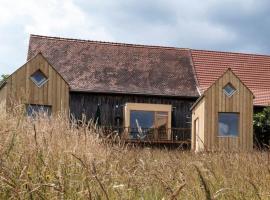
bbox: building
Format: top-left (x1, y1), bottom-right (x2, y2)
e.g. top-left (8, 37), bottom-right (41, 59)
top-left (191, 69), bottom-right (254, 151)
top-left (0, 34), bottom-right (270, 145)
top-left (0, 53), bottom-right (69, 114)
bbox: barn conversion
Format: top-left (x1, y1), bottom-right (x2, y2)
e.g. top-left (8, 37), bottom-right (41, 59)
top-left (0, 34), bottom-right (270, 147)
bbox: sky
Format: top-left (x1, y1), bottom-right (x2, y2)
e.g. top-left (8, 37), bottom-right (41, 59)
top-left (0, 0), bottom-right (270, 75)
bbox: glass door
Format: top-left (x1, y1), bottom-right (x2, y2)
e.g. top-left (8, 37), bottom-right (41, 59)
top-left (155, 112), bottom-right (169, 140)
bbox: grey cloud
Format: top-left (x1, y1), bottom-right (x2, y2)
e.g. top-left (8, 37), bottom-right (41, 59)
top-left (206, 0), bottom-right (270, 53)
top-left (1, 0), bottom-right (270, 75)
top-left (76, 0), bottom-right (270, 54)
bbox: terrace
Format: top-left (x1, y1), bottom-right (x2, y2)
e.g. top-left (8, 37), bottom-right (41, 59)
top-left (103, 127), bottom-right (191, 145)
top-left (101, 102), bottom-right (191, 145)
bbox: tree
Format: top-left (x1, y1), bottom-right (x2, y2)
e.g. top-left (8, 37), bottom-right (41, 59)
top-left (254, 106), bottom-right (270, 148)
top-left (0, 74), bottom-right (9, 85)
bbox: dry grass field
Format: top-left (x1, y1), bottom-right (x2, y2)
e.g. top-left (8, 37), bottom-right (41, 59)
top-left (0, 108), bottom-right (270, 199)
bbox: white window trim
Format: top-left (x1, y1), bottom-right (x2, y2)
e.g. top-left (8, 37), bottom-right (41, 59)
top-left (30, 70), bottom-right (49, 87)
top-left (223, 83), bottom-right (236, 97)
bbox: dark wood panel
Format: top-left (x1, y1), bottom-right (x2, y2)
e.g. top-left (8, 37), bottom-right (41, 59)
top-left (70, 92), bottom-right (196, 128)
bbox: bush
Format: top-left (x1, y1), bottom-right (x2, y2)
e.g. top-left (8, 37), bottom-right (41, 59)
top-left (254, 107), bottom-right (270, 148)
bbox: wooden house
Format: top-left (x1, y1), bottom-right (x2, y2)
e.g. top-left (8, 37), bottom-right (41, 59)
top-left (0, 53), bottom-right (69, 114)
top-left (191, 69), bottom-right (254, 151)
top-left (1, 34), bottom-right (270, 145)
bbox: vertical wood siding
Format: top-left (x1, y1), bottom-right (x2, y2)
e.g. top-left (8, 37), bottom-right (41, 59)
top-left (191, 99), bottom-right (205, 151)
top-left (203, 70), bottom-right (254, 151)
top-left (5, 54), bottom-right (69, 114)
top-left (70, 92), bottom-right (195, 129)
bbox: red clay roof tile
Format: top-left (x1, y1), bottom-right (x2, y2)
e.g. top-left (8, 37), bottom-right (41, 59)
top-left (27, 35), bottom-right (270, 106)
top-left (191, 49), bottom-right (270, 106)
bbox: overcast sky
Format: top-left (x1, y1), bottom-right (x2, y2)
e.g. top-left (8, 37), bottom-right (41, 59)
top-left (1, 0), bottom-right (270, 75)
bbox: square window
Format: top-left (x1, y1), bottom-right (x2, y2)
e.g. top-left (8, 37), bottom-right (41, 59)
top-left (223, 83), bottom-right (236, 97)
top-left (218, 113), bottom-right (239, 137)
top-left (30, 70), bottom-right (48, 87)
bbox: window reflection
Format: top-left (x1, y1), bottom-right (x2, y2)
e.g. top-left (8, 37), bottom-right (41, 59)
top-left (26, 104), bottom-right (52, 117)
top-left (130, 111), bottom-right (154, 139)
top-left (156, 112), bottom-right (168, 139)
top-left (218, 113), bottom-right (239, 136)
top-left (130, 110), bottom-right (169, 139)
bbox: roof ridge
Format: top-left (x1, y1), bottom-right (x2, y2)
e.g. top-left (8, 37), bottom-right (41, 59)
top-left (191, 48), bottom-right (270, 57)
top-left (30, 34), bottom-right (189, 51)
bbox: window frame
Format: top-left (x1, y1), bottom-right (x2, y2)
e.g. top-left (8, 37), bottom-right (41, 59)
top-left (129, 110), bottom-right (169, 129)
top-left (223, 83), bottom-right (236, 97)
top-left (26, 104), bottom-right (52, 117)
top-left (218, 112), bottom-right (240, 138)
top-left (124, 103), bottom-right (172, 140)
top-left (30, 69), bottom-right (49, 88)
top-left (130, 110), bottom-right (155, 129)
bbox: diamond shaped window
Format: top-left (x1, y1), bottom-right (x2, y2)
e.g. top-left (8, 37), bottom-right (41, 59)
top-left (223, 83), bottom-right (236, 97)
top-left (30, 70), bottom-right (48, 87)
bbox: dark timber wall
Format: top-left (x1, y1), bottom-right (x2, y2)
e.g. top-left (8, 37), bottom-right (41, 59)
top-left (70, 92), bottom-right (196, 128)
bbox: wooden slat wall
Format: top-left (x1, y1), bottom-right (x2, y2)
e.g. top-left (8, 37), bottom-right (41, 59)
top-left (191, 98), bottom-right (205, 151)
top-left (203, 69), bottom-right (253, 151)
top-left (70, 92), bottom-right (196, 129)
top-left (5, 54), bottom-right (69, 114)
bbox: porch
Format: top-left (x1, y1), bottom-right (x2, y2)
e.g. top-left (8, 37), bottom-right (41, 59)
top-left (103, 127), bottom-right (191, 145)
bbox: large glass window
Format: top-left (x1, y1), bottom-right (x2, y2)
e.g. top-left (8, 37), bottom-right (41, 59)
top-left (26, 104), bottom-right (52, 117)
top-left (129, 110), bottom-right (168, 139)
top-left (155, 112), bottom-right (168, 139)
top-left (218, 113), bottom-right (239, 137)
top-left (130, 111), bottom-right (154, 139)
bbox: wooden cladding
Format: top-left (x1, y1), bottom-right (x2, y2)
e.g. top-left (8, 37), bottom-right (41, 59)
top-left (124, 103), bottom-right (172, 140)
top-left (70, 92), bottom-right (195, 129)
top-left (5, 53), bottom-right (69, 114)
top-left (191, 99), bottom-right (205, 151)
top-left (191, 69), bottom-right (254, 151)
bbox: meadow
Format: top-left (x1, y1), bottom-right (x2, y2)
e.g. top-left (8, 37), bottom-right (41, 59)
top-left (0, 108), bottom-right (270, 199)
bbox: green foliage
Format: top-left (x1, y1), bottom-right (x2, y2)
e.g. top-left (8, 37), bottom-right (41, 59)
top-left (0, 74), bottom-right (9, 85)
top-left (254, 107), bottom-right (270, 148)
top-left (254, 107), bottom-right (270, 127)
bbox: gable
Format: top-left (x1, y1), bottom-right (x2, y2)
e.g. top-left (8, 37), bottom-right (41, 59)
top-left (204, 69), bottom-right (254, 100)
top-left (6, 53), bottom-right (69, 113)
top-left (27, 35), bottom-right (199, 97)
top-left (191, 49), bottom-right (270, 106)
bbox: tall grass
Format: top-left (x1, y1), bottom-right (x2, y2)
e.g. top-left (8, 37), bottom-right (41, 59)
top-left (0, 109), bottom-right (270, 199)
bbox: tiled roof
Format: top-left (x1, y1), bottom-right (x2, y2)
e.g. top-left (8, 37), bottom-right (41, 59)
top-left (27, 35), bottom-right (270, 106)
top-left (28, 35), bottom-right (199, 97)
top-left (191, 49), bottom-right (270, 106)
